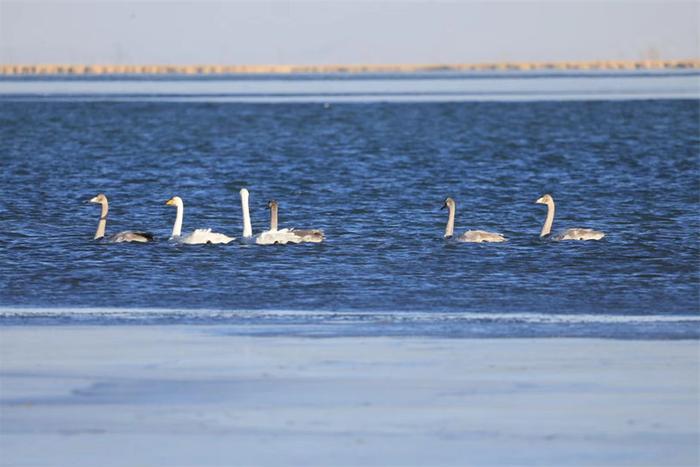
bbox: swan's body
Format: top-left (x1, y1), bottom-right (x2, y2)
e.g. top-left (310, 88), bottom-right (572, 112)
top-left (108, 231), bottom-right (154, 243)
top-left (179, 228), bottom-right (235, 245)
top-left (536, 194), bottom-right (605, 241)
top-left (256, 228), bottom-right (324, 245)
top-left (553, 228), bottom-right (605, 241)
top-left (256, 200), bottom-right (324, 245)
top-left (442, 197), bottom-right (507, 243)
top-left (89, 194), bottom-right (153, 243)
top-left (457, 230), bottom-right (507, 243)
top-left (165, 196), bottom-right (234, 245)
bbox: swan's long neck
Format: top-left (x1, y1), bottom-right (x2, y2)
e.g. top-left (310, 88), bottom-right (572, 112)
top-left (241, 192), bottom-right (252, 238)
top-left (445, 203), bottom-right (455, 238)
top-left (94, 200), bottom-right (108, 239)
top-left (541, 200), bottom-right (555, 237)
top-left (270, 204), bottom-right (278, 232)
top-left (172, 202), bottom-right (183, 238)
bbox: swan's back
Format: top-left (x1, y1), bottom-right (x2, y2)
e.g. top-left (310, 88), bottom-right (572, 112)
top-left (181, 228), bottom-right (234, 245)
top-left (554, 228), bottom-right (605, 241)
top-left (289, 228), bottom-right (324, 243)
top-left (256, 228), bottom-right (324, 245)
top-left (109, 231), bottom-right (154, 243)
top-left (457, 230), bottom-right (507, 243)
top-left (255, 229), bottom-right (289, 245)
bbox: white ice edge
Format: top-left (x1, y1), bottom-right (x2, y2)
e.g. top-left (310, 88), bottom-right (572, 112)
top-left (1, 75), bottom-right (698, 94)
top-left (1, 74), bottom-right (698, 102)
top-left (1, 327), bottom-right (698, 466)
top-left (0, 307), bottom-right (698, 324)
top-left (0, 93), bottom-right (697, 103)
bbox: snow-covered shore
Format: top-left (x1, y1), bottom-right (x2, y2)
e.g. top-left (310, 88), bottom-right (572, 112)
top-left (1, 326), bottom-right (698, 466)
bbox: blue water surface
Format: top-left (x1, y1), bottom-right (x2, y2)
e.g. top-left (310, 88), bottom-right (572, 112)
top-left (0, 73), bottom-right (698, 337)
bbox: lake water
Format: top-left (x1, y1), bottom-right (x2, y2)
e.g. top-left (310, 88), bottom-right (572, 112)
top-left (1, 71), bottom-right (698, 337)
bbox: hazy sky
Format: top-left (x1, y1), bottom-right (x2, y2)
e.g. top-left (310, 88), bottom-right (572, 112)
top-left (1, 1), bottom-right (698, 64)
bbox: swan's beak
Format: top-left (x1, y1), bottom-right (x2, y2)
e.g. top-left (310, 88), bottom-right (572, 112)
top-left (441, 202), bottom-right (447, 210)
top-left (535, 197), bottom-right (545, 204)
top-left (165, 198), bottom-right (174, 206)
top-left (89, 196), bottom-right (99, 203)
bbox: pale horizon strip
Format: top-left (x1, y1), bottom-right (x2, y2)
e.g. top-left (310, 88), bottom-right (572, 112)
top-left (1, 307), bottom-right (699, 324)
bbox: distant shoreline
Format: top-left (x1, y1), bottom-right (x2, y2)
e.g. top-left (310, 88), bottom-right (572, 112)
top-left (1, 59), bottom-right (699, 76)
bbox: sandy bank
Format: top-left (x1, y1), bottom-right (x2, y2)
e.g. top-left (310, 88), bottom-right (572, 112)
top-left (0, 326), bottom-right (698, 466)
top-left (1, 60), bottom-right (699, 76)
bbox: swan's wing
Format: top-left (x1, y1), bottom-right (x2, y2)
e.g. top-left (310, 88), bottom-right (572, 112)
top-left (458, 230), bottom-right (507, 243)
top-left (182, 229), bottom-right (235, 244)
top-left (556, 228), bottom-right (605, 241)
top-left (110, 231), bottom-right (154, 243)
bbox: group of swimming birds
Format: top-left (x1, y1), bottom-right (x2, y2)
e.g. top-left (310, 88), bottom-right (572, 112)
top-left (89, 188), bottom-right (323, 245)
top-left (89, 188), bottom-right (605, 245)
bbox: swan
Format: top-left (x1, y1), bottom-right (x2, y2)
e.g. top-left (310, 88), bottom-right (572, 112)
top-left (536, 194), bottom-right (605, 241)
top-left (165, 196), bottom-right (234, 244)
top-left (256, 200), bottom-right (325, 245)
top-left (442, 197), bottom-right (507, 243)
top-left (89, 193), bottom-right (154, 243)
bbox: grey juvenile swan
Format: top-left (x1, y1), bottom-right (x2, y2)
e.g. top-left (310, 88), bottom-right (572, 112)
top-left (89, 193), bottom-right (154, 243)
top-left (442, 197), bottom-right (507, 243)
top-left (536, 194), bottom-right (605, 241)
top-left (256, 200), bottom-right (325, 245)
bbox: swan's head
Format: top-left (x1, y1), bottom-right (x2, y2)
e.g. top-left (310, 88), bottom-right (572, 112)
top-left (441, 197), bottom-right (455, 210)
top-left (89, 193), bottom-right (107, 204)
top-left (165, 196), bottom-right (183, 207)
top-left (536, 194), bottom-right (553, 205)
top-left (267, 200), bottom-right (278, 209)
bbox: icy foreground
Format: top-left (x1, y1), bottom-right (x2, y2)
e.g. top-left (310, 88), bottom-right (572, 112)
top-left (0, 326), bottom-right (698, 466)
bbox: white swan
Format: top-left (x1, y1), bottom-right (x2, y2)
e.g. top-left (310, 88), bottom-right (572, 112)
top-left (442, 197), bottom-right (507, 243)
top-left (165, 196), bottom-right (234, 244)
top-left (89, 193), bottom-right (153, 243)
top-left (536, 194), bottom-right (605, 241)
top-left (256, 200), bottom-right (325, 245)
